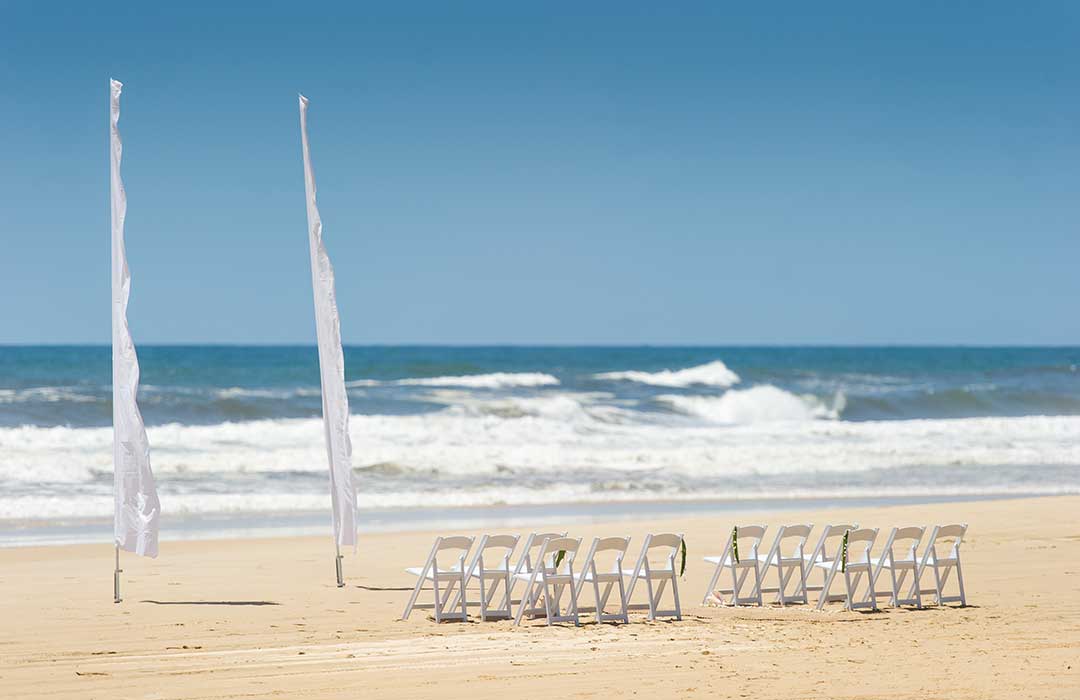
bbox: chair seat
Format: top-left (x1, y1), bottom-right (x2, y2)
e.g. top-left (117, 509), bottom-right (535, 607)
top-left (815, 559), bottom-right (872, 570)
top-left (926, 555), bottom-right (958, 566)
top-left (512, 569), bottom-right (559, 582)
top-left (703, 554), bottom-right (764, 567)
top-left (771, 555), bottom-right (809, 566)
top-left (867, 556), bottom-right (918, 569)
top-left (622, 567), bottom-right (675, 579)
top-left (574, 571), bottom-right (622, 584)
top-left (405, 565), bottom-right (464, 580)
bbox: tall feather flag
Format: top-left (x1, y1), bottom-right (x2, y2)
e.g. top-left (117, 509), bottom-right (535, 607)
top-left (111, 78), bottom-right (160, 558)
top-left (298, 94), bottom-right (358, 553)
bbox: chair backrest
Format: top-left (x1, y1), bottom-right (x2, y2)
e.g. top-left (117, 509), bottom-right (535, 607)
top-left (843, 528), bottom-right (878, 563)
top-left (594, 536), bottom-right (631, 553)
top-left (436, 535), bottom-right (473, 552)
top-left (576, 536), bottom-right (630, 590)
top-left (724, 525), bottom-right (766, 560)
top-left (515, 531), bottom-right (567, 573)
top-left (929, 523), bottom-right (967, 558)
top-left (430, 535), bottom-right (474, 571)
top-left (886, 526), bottom-right (925, 562)
top-left (537, 536), bottom-right (583, 574)
top-left (637, 532), bottom-right (684, 572)
top-left (768, 524), bottom-right (813, 560)
top-left (809, 523), bottom-right (858, 563)
top-left (469, 534), bottom-right (519, 574)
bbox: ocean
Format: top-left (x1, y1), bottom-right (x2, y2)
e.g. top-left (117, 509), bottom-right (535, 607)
top-left (2, 346), bottom-right (1079, 543)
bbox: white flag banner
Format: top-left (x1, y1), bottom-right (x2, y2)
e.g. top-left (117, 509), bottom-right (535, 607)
top-left (299, 94), bottom-right (358, 548)
top-left (111, 78), bottom-right (160, 557)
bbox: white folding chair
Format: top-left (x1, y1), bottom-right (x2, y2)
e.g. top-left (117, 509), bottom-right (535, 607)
top-left (499, 531), bottom-right (566, 611)
top-left (401, 535), bottom-right (474, 622)
top-left (452, 534), bottom-right (520, 621)
top-left (865, 526), bottom-right (925, 608)
top-left (624, 533), bottom-right (684, 621)
top-left (573, 536), bottom-right (631, 624)
top-left (702, 525), bottom-right (767, 606)
top-left (804, 523), bottom-right (858, 603)
top-left (814, 527), bottom-right (879, 611)
top-left (759, 524), bottom-right (813, 606)
top-left (913, 524), bottom-right (968, 607)
top-left (513, 536), bottom-right (583, 626)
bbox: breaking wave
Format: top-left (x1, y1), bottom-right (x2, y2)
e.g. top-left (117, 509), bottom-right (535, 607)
top-left (594, 360), bottom-right (740, 388)
top-left (346, 372), bottom-right (560, 389)
top-left (658, 385), bottom-right (844, 423)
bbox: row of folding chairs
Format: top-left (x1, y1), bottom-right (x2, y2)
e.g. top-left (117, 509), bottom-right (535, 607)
top-left (401, 531), bottom-right (685, 625)
top-left (702, 523), bottom-right (968, 612)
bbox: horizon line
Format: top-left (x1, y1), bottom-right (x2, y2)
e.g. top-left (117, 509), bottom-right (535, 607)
top-left (1, 342), bottom-right (1078, 350)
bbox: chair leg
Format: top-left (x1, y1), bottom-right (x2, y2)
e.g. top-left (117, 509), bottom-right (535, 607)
top-left (775, 560), bottom-right (786, 606)
top-left (616, 575), bottom-right (629, 623)
top-left (797, 560), bottom-right (809, 604)
top-left (954, 558), bottom-right (967, 606)
top-left (568, 578), bottom-right (580, 626)
top-left (459, 572), bottom-right (469, 621)
top-left (644, 575), bottom-right (657, 621)
top-left (737, 567), bottom-right (753, 605)
top-left (670, 573), bottom-right (682, 621)
top-left (752, 563), bottom-right (764, 606)
top-left (703, 561), bottom-right (724, 605)
top-left (598, 580), bottom-right (615, 612)
top-left (432, 575), bottom-right (443, 623)
top-left (907, 564), bottom-right (922, 609)
top-left (514, 570), bottom-right (540, 626)
top-left (401, 575), bottom-right (426, 620)
top-left (542, 578), bottom-right (554, 627)
top-left (816, 560), bottom-right (839, 611)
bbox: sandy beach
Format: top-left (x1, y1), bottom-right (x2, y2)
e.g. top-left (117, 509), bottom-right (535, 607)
top-left (0, 494), bottom-right (1077, 699)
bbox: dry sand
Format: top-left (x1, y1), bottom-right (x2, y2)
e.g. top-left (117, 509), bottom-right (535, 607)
top-left (1, 495), bottom-right (1078, 699)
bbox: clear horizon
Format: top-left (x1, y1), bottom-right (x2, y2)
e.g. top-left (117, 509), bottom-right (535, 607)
top-left (2, 2), bottom-right (1078, 345)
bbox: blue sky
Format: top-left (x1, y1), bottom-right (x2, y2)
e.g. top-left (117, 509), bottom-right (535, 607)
top-left (1, 2), bottom-right (1077, 345)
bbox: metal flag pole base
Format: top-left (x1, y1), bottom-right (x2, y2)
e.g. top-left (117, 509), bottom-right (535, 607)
top-left (335, 544), bottom-right (345, 588)
top-left (113, 545), bottom-right (122, 603)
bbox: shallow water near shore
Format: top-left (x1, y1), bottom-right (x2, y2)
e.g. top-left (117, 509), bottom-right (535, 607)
top-left (0, 491), bottom-right (1049, 547)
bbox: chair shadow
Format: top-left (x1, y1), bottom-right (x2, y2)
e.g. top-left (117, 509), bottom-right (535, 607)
top-left (354, 585), bottom-right (414, 592)
top-left (140, 600), bottom-right (280, 606)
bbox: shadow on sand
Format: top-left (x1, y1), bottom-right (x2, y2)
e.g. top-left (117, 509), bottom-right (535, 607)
top-left (140, 600), bottom-right (280, 606)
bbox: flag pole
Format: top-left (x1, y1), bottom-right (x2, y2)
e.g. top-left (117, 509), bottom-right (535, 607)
top-left (114, 544), bottom-right (122, 603)
top-left (335, 542), bottom-right (344, 587)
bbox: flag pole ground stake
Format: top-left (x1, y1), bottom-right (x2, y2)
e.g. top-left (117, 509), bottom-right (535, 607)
top-left (335, 543), bottom-right (344, 587)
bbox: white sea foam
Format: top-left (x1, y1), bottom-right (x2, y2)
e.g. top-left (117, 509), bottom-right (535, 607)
top-left (594, 360), bottom-right (740, 388)
top-left (0, 386), bottom-right (100, 404)
top-left (346, 372), bottom-right (560, 389)
top-left (659, 385), bottom-right (843, 424)
top-left (2, 395), bottom-right (1079, 486)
